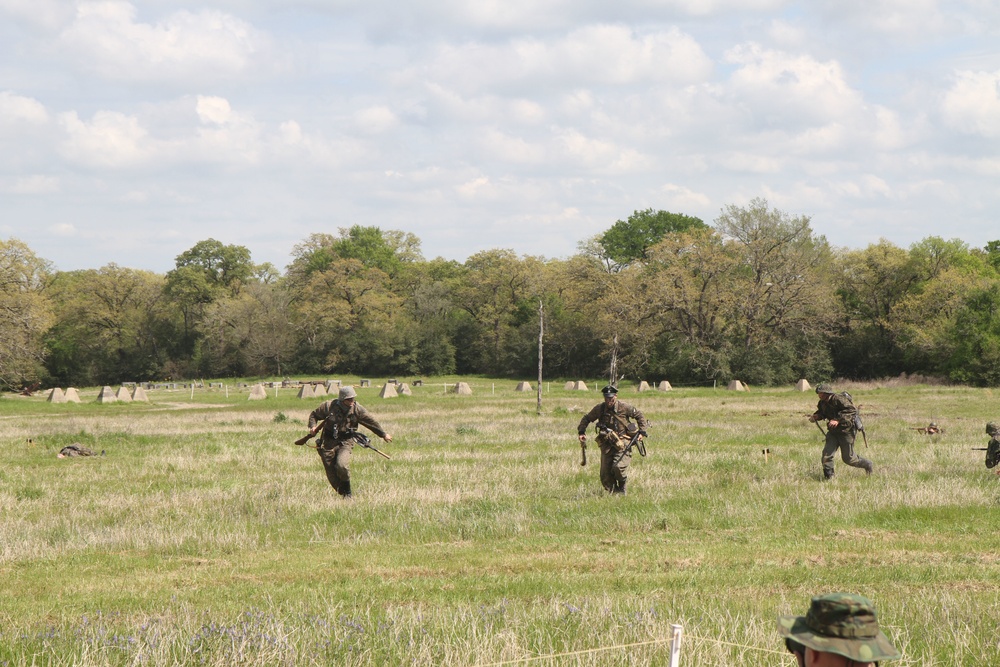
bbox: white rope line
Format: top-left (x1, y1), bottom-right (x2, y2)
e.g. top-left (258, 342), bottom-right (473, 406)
top-left (472, 631), bottom-right (792, 667)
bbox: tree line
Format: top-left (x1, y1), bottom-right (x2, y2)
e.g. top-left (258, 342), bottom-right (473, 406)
top-left (4, 199), bottom-right (1000, 391)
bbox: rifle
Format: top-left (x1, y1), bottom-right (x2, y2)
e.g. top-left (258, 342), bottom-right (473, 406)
top-left (294, 419), bottom-right (324, 447)
top-left (624, 429), bottom-right (648, 457)
top-left (971, 447), bottom-right (988, 451)
top-left (352, 432), bottom-right (392, 460)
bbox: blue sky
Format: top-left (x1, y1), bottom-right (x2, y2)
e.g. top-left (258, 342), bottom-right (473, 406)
top-left (2, 0), bottom-right (998, 273)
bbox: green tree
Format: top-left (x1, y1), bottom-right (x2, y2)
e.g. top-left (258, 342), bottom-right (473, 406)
top-left (600, 208), bottom-right (706, 268)
top-left (452, 249), bottom-right (543, 375)
top-left (0, 238), bottom-right (54, 389)
top-left (714, 198), bottom-right (837, 384)
top-left (164, 239), bottom-right (255, 344)
top-left (45, 265), bottom-right (170, 385)
top-left (198, 282), bottom-right (296, 377)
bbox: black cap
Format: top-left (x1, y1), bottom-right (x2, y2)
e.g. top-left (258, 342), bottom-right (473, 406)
top-left (601, 385), bottom-right (618, 397)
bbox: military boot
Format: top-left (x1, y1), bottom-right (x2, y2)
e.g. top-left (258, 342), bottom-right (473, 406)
top-left (861, 460), bottom-right (873, 476)
top-left (339, 479), bottom-right (353, 498)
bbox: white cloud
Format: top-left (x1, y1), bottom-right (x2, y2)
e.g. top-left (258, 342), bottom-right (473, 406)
top-left (354, 106), bottom-right (399, 134)
top-left (412, 24), bottom-right (712, 95)
top-left (724, 43), bottom-right (864, 127)
top-left (658, 183), bottom-right (712, 209)
top-left (0, 0), bottom-right (75, 30)
top-left (49, 222), bottom-right (76, 236)
top-left (477, 128), bottom-right (546, 164)
top-left (0, 91), bottom-right (49, 125)
top-left (57, 1), bottom-right (273, 83)
top-left (942, 69), bottom-right (1000, 138)
top-left (9, 175), bottom-right (59, 194)
top-left (58, 110), bottom-right (150, 167)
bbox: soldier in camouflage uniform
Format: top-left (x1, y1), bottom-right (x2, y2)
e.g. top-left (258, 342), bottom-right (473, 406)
top-left (307, 385), bottom-right (392, 498)
top-left (985, 422), bottom-right (1000, 470)
top-left (779, 592), bottom-right (901, 666)
top-left (577, 385), bottom-right (649, 494)
top-left (809, 383), bottom-right (873, 479)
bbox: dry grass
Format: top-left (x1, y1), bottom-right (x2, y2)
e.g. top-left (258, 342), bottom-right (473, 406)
top-left (1, 380), bottom-right (999, 665)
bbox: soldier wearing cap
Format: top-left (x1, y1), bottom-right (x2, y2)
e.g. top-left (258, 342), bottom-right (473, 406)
top-left (808, 383), bottom-right (873, 479)
top-left (779, 593), bottom-right (901, 666)
top-left (307, 385), bottom-right (392, 498)
top-left (985, 422), bottom-right (1000, 470)
top-left (577, 385), bottom-right (649, 494)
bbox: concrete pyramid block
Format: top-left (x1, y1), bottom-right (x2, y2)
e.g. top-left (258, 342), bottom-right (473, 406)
top-left (379, 382), bottom-right (398, 398)
top-left (115, 386), bottom-right (133, 402)
top-left (515, 381), bottom-right (532, 392)
top-left (453, 382), bottom-right (473, 395)
top-left (131, 385), bottom-right (150, 402)
top-left (727, 380), bottom-right (746, 391)
top-left (657, 381), bottom-right (672, 391)
top-left (297, 384), bottom-right (316, 399)
top-left (397, 382), bottom-right (412, 396)
top-left (637, 381), bottom-right (650, 392)
top-left (64, 387), bottom-right (81, 403)
top-left (47, 387), bottom-right (66, 403)
top-left (97, 386), bottom-right (117, 403)
top-left (248, 384), bottom-right (267, 400)
top-left (795, 379), bottom-right (812, 392)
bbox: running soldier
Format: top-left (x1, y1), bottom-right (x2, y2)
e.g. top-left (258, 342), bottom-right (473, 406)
top-left (306, 385), bottom-right (392, 498)
top-left (808, 383), bottom-right (873, 479)
top-left (577, 385), bottom-right (649, 494)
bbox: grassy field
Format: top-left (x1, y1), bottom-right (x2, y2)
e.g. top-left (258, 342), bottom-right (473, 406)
top-left (1, 378), bottom-right (999, 666)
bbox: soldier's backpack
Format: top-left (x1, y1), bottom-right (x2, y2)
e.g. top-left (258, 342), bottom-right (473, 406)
top-left (839, 391), bottom-right (865, 433)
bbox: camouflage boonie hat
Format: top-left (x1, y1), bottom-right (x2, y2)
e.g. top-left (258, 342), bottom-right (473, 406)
top-left (778, 593), bottom-right (900, 662)
top-left (987, 422), bottom-right (999, 437)
top-left (815, 383), bottom-right (835, 395)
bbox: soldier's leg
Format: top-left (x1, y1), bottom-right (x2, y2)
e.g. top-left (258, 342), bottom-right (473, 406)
top-left (838, 432), bottom-right (873, 474)
top-left (332, 444), bottom-right (353, 496)
top-left (821, 433), bottom-right (838, 479)
top-left (610, 449), bottom-right (632, 494)
top-left (317, 446), bottom-right (342, 493)
top-left (599, 447), bottom-right (616, 492)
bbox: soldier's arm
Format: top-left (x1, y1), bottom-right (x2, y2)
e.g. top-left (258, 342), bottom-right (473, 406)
top-left (355, 404), bottom-right (388, 439)
top-left (308, 402), bottom-right (331, 430)
top-left (578, 405), bottom-right (601, 435)
top-left (628, 404), bottom-right (650, 431)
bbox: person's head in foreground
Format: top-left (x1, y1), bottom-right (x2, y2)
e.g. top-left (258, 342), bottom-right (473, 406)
top-left (778, 593), bottom-right (900, 667)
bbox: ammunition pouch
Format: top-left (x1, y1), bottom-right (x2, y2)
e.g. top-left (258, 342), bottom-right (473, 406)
top-left (596, 427), bottom-right (625, 451)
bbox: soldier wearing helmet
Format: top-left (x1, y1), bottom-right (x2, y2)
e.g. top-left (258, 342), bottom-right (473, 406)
top-left (808, 383), bottom-right (873, 480)
top-left (985, 422), bottom-right (1000, 470)
top-left (307, 385), bottom-right (392, 498)
top-left (577, 385), bottom-right (649, 494)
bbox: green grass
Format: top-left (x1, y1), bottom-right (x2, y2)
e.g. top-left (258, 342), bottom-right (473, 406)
top-left (1, 379), bottom-right (999, 665)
